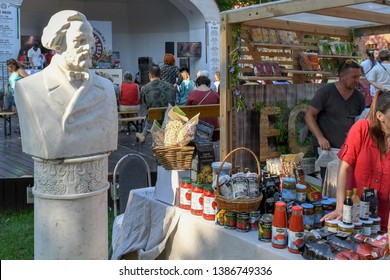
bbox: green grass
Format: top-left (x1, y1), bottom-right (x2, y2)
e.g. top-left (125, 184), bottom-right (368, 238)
top-left (0, 208), bottom-right (115, 260)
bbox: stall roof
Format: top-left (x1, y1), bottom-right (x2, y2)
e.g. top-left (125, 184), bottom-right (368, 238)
top-left (221, 0), bottom-right (390, 36)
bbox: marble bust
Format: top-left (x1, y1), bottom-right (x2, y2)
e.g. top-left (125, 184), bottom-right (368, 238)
top-left (15, 10), bottom-right (118, 159)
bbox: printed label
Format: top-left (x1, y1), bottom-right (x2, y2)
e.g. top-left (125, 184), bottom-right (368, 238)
top-left (303, 214), bottom-right (314, 230)
top-left (352, 204), bottom-right (360, 223)
top-left (191, 192), bottom-right (203, 211)
top-left (203, 196), bottom-right (216, 215)
top-left (288, 230), bottom-right (304, 251)
top-left (342, 205), bottom-right (353, 224)
top-left (271, 226), bottom-right (287, 246)
top-left (282, 189), bottom-right (296, 201)
top-left (180, 188), bottom-right (191, 206)
top-left (360, 201), bottom-right (370, 219)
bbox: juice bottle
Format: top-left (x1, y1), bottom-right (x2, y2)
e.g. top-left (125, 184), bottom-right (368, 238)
top-left (342, 190), bottom-right (353, 225)
top-left (288, 205), bottom-right (304, 254)
top-left (351, 188), bottom-right (360, 223)
top-left (272, 201), bottom-right (287, 249)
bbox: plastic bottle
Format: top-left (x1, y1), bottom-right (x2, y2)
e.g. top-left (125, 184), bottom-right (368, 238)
top-left (359, 187), bottom-right (370, 220)
top-left (288, 205), bottom-right (304, 254)
top-left (272, 201), bottom-right (287, 249)
top-left (351, 188), bottom-right (360, 223)
top-left (342, 190), bottom-right (353, 225)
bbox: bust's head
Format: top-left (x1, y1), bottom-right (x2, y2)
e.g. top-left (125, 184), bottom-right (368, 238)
top-left (41, 10), bottom-right (94, 71)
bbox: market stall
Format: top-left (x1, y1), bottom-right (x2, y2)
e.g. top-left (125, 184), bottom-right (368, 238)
top-left (219, 0), bottom-right (390, 165)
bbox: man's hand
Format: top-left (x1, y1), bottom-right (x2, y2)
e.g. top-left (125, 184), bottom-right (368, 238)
top-left (317, 136), bottom-right (331, 150)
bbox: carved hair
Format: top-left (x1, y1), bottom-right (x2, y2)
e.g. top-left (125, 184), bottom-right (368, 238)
top-left (41, 10), bottom-right (91, 54)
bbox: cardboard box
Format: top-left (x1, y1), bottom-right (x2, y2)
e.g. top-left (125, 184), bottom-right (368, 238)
top-left (154, 166), bottom-right (190, 206)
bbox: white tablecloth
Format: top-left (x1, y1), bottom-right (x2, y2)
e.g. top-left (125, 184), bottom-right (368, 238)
top-left (111, 187), bottom-right (303, 260)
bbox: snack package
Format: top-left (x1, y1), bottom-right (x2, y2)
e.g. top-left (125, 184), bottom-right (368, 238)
top-left (164, 120), bottom-right (184, 147)
top-left (150, 120), bottom-right (165, 146)
top-left (299, 52), bottom-right (312, 71)
top-left (191, 142), bottom-right (215, 184)
top-left (176, 113), bottom-right (199, 147)
top-left (250, 28), bottom-right (263, 43)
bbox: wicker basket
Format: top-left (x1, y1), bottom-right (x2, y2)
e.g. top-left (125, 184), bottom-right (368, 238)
top-left (215, 147), bottom-right (263, 212)
top-left (153, 146), bottom-right (195, 170)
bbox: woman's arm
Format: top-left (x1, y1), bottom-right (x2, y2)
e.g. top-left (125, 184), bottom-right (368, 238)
top-left (320, 160), bottom-right (350, 222)
top-left (18, 68), bottom-right (29, 78)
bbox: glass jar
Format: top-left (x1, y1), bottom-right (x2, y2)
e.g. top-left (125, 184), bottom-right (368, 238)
top-left (369, 216), bottom-right (381, 235)
top-left (179, 177), bottom-right (192, 210)
top-left (272, 201), bottom-right (287, 249)
top-left (202, 184), bottom-right (216, 220)
top-left (324, 219), bottom-right (339, 233)
top-left (321, 199), bottom-right (334, 216)
top-left (190, 182), bottom-right (204, 216)
top-left (361, 219), bottom-right (373, 237)
top-left (282, 177), bottom-right (296, 201)
top-left (295, 183), bottom-right (307, 203)
top-left (302, 203), bottom-right (314, 231)
top-left (313, 201), bottom-right (323, 229)
top-left (353, 221), bottom-right (363, 234)
top-left (338, 221), bottom-right (354, 237)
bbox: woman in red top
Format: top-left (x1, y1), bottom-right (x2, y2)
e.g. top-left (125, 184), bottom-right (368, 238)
top-left (186, 75), bottom-right (220, 140)
top-left (321, 89), bottom-right (390, 233)
top-left (119, 71), bottom-right (140, 112)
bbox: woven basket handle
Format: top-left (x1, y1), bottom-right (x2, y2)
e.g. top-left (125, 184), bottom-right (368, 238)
top-left (216, 147), bottom-right (261, 196)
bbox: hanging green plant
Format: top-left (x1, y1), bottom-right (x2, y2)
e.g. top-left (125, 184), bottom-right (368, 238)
top-left (230, 24), bottom-right (248, 112)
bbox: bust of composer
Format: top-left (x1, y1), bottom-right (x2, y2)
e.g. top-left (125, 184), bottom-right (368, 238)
top-left (15, 10), bottom-right (118, 159)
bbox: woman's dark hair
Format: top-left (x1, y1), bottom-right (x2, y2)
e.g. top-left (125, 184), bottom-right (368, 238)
top-left (369, 89), bottom-right (390, 156)
top-left (195, 75), bottom-right (211, 87)
top-left (6, 58), bottom-right (21, 70)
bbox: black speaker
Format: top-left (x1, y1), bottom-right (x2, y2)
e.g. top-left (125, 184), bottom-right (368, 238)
top-left (165, 42), bottom-right (174, 55)
top-left (138, 57), bottom-right (153, 85)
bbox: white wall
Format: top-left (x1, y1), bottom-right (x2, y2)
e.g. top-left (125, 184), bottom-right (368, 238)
top-left (19, 0), bottom-right (220, 80)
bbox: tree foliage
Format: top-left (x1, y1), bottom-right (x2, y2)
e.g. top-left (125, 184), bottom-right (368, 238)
top-left (215, 0), bottom-right (276, 11)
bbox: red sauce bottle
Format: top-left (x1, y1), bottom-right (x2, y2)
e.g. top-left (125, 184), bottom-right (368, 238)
top-left (272, 201), bottom-right (287, 249)
top-left (288, 205), bottom-right (304, 254)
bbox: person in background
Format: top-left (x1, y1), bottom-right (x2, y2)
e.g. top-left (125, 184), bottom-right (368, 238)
top-left (304, 59), bottom-right (366, 180)
top-left (367, 49), bottom-right (390, 92)
top-left (361, 48), bottom-right (380, 100)
top-left (4, 58), bottom-right (28, 112)
top-left (27, 42), bottom-right (44, 69)
top-left (211, 71), bottom-right (221, 92)
top-left (196, 69), bottom-right (209, 79)
top-left (321, 89), bottom-right (390, 233)
top-left (45, 50), bottom-right (55, 67)
top-left (177, 69), bottom-right (195, 105)
top-left (186, 75), bottom-right (220, 141)
top-left (136, 65), bottom-right (176, 143)
top-left (160, 53), bottom-right (182, 88)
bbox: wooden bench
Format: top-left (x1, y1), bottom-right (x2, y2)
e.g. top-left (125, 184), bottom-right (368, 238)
top-left (0, 111), bottom-right (17, 136)
top-left (147, 104), bottom-right (220, 123)
top-left (118, 110), bottom-right (145, 133)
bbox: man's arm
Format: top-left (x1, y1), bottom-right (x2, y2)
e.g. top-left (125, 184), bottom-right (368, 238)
top-left (304, 105), bottom-right (331, 150)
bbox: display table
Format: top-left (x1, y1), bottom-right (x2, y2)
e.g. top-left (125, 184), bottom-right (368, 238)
top-left (111, 187), bottom-right (303, 260)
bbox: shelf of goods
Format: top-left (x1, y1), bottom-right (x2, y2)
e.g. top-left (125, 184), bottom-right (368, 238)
top-left (237, 26), bottom-right (360, 84)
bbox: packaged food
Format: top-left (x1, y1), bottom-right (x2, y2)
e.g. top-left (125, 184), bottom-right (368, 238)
top-left (150, 120), bottom-right (165, 146)
top-left (164, 120), bottom-right (184, 147)
top-left (268, 29), bottom-right (278, 44)
top-left (262, 28), bottom-right (269, 43)
top-left (250, 27), bottom-right (263, 43)
top-left (176, 113), bottom-right (199, 147)
top-left (191, 142), bottom-right (215, 184)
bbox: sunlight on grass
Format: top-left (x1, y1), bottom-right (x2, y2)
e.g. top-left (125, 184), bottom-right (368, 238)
top-left (0, 208), bottom-right (115, 260)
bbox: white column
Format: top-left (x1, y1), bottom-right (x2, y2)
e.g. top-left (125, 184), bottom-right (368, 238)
top-left (33, 153), bottom-right (110, 260)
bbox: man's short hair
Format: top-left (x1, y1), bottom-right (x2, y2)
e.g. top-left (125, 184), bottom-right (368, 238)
top-left (337, 59), bottom-right (361, 75)
top-left (41, 10), bottom-right (90, 54)
top-left (195, 75), bottom-right (211, 87)
top-left (379, 50), bottom-right (390, 62)
top-left (148, 65), bottom-right (161, 78)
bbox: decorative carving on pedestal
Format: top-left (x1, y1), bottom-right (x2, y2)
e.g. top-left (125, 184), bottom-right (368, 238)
top-left (33, 154), bottom-right (108, 196)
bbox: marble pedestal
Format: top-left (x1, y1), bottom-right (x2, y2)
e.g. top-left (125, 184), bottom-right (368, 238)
top-left (33, 154), bottom-right (110, 260)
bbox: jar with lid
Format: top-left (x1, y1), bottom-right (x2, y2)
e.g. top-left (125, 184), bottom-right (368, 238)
top-left (272, 201), bottom-right (287, 249)
top-left (295, 183), bottom-right (307, 203)
top-left (288, 205), bottom-right (304, 254)
top-left (361, 218), bottom-right (373, 237)
top-left (338, 221), bottom-right (354, 238)
top-left (324, 219), bottom-right (339, 233)
top-left (353, 221), bottom-right (363, 234)
top-left (179, 177), bottom-right (192, 210)
top-left (369, 216), bottom-right (381, 235)
top-left (202, 184), bottom-right (216, 220)
top-left (301, 203), bottom-right (314, 230)
top-left (313, 201), bottom-right (323, 229)
top-left (322, 199), bottom-right (334, 216)
top-left (190, 182), bottom-right (204, 216)
top-left (282, 177), bottom-right (296, 201)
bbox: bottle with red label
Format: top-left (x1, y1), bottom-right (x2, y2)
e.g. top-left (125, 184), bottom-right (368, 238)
top-left (288, 205), bottom-right (304, 254)
top-left (272, 201), bottom-right (287, 249)
top-left (179, 177), bottom-right (192, 210)
top-left (190, 182), bottom-right (204, 216)
top-left (202, 184), bottom-right (217, 220)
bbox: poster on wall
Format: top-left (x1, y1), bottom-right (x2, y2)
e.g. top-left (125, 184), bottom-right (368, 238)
top-left (0, 1), bottom-right (21, 93)
top-left (89, 20), bottom-right (112, 68)
top-left (207, 21), bottom-right (220, 78)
